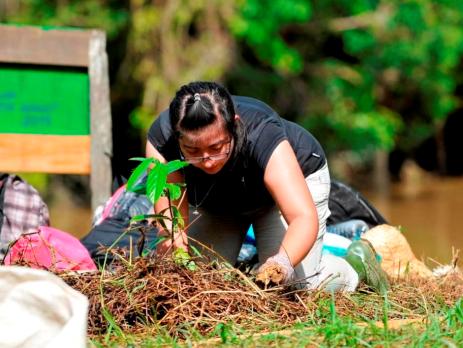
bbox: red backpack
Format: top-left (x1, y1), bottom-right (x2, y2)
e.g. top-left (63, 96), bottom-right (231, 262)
top-left (0, 173), bottom-right (96, 271)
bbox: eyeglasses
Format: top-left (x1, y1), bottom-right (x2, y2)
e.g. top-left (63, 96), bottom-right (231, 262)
top-left (180, 139), bottom-right (232, 164)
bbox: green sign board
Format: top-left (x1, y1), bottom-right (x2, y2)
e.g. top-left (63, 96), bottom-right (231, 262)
top-left (0, 66), bottom-right (90, 135)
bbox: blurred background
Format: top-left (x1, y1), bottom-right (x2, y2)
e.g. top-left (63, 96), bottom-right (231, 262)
top-left (1, 0), bottom-right (462, 265)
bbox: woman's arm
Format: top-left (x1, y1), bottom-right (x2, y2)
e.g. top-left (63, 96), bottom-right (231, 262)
top-left (146, 141), bottom-right (189, 253)
top-left (263, 140), bottom-right (319, 266)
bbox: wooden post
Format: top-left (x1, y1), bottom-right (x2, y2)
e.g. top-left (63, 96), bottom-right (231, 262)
top-left (89, 30), bottom-right (113, 211)
top-left (0, 24), bottom-right (112, 212)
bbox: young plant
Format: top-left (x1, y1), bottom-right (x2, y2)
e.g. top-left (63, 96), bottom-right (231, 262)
top-left (126, 157), bottom-right (194, 268)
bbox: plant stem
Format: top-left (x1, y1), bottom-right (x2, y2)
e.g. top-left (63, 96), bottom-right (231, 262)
top-left (166, 188), bottom-right (176, 246)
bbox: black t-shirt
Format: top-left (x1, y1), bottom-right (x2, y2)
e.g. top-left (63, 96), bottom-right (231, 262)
top-left (147, 96), bottom-right (326, 214)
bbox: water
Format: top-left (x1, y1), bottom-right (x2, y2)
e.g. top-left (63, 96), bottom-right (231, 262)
top-left (362, 162), bottom-right (463, 266)
top-left (48, 183), bottom-right (92, 239)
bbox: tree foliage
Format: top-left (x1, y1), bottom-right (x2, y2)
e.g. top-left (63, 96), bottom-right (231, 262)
top-left (122, 0), bottom-right (236, 132)
top-left (0, 0), bottom-right (128, 38)
top-left (229, 0), bottom-right (311, 74)
top-left (2, 0), bottom-right (463, 160)
top-left (227, 0), bottom-right (463, 155)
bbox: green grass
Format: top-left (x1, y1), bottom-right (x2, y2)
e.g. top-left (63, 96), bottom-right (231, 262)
top-left (88, 295), bottom-right (463, 347)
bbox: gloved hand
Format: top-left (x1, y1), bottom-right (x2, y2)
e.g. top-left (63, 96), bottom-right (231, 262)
top-left (255, 252), bottom-right (295, 287)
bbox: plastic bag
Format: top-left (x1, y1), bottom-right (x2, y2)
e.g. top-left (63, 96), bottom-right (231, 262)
top-left (0, 266), bottom-right (88, 348)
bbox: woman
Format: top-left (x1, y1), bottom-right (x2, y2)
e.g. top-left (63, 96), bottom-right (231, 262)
top-left (146, 81), bottom-right (359, 290)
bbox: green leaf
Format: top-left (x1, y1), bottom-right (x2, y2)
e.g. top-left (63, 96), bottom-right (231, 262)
top-left (173, 247), bottom-right (197, 271)
top-left (102, 307), bottom-right (125, 339)
top-left (165, 183), bottom-right (182, 201)
top-left (215, 322), bottom-right (236, 344)
top-left (171, 206), bottom-right (185, 229)
top-left (190, 245), bottom-right (202, 257)
top-left (156, 218), bottom-right (168, 231)
top-left (126, 157), bottom-right (153, 192)
top-left (129, 184), bottom-right (146, 195)
top-left (130, 214), bottom-right (147, 222)
top-left (146, 162), bottom-right (168, 204)
top-left (186, 260), bottom-right (197, 271)
top-left (165, 159), bottom-right (189, 174)
top-left (129, 157), bottom-right (148, 162)
top-left (130, 213), bottom-right (171, 222)
top-left (142, 236), bottom-right (168, 256)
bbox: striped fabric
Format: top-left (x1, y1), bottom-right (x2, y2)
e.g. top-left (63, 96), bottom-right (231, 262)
top-left (0, 174), bottom-right (50, 257)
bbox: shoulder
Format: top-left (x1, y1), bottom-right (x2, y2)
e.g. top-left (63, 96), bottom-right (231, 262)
top-left (149, 109), bottom-right (170, 130)
top-left (147, 109), bottom-right (179, 162)
top-left (232, 95), bottom-right (283, 136)
top-left (232, 96), bottom-right (287, 170)
top-left (148, 109), bottom-right (172, 140)
top-left (232, 95), bottom-right (279, 118)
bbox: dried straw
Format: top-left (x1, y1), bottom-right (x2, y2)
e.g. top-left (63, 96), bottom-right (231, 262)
top-left (59, 251), bottom-right (463, 337)
top-left (61, 254), bottom-right (306, 336)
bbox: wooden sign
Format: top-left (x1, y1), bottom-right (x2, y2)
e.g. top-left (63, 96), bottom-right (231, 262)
top-left (0, 24), bottom-right (112, 210)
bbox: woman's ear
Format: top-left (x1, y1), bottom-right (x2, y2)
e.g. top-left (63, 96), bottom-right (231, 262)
top-left (234, 114), bottom-right (240, 121)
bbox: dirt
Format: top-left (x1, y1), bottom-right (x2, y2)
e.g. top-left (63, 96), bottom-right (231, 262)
top-left (255, 264), bottom-right (286, 286)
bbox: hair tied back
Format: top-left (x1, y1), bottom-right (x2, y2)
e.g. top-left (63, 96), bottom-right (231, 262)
top-left (193, 93), bottom-right (201, 102)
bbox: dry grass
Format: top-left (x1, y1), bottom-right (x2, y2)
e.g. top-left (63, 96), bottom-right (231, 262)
top-left (59, 252), bottom-right (463, 337)
top-left (62, 254), bottom-right (303, 336)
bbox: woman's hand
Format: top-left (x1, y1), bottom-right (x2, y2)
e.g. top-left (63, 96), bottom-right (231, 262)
top-left (156, 229), bottom-right (189, 256)
top-left (256, 251), bottom-right (295, 286)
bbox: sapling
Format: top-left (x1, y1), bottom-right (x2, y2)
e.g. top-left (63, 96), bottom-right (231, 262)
top-left (126, 157), bottom-right (196, 270)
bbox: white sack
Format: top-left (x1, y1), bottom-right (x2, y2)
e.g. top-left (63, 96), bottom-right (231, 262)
top-left (0, 266), bottom-right (88, 348)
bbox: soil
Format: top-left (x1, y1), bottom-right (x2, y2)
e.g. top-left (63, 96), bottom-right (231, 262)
top-left (255, 264), bottom-right (286, 286)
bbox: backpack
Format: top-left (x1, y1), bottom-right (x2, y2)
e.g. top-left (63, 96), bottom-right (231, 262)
top-left (0, 174), bottom-right (50, 258)
top-left (327, 180), bottom-right (387, 228)
top-left (81, 178), bottom-right (157, 266)
top-left (4, 226), bottom-right (97, 271)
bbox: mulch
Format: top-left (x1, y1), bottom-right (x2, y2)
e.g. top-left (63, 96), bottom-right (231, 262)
top-left (59, 252), bottom-right (463, 337)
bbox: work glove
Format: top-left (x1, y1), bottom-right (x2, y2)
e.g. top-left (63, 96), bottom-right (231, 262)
top-left (255, 252), bottom-right (295, 287)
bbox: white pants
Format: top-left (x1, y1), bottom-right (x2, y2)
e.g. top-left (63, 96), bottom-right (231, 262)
top-left (187, 163), bottom-right (358, 291)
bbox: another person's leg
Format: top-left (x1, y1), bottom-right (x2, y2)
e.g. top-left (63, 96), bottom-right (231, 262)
top-left (187, 208), bottom-right (250, 264)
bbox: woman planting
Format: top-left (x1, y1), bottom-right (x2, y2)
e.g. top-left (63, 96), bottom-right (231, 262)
top-left (146, 81), bottom-right (368, 291)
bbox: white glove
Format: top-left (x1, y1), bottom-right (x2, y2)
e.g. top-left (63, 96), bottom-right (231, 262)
top-left (256, 252), bottom-right (295, 286)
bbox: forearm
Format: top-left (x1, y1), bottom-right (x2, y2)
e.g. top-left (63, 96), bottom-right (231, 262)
top-left (263, 140), bottom-right (321, 267)
top-left (280, 215), bottom-right (318, 266)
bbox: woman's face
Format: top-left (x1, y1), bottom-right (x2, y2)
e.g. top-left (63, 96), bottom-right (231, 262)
top-left (178, 119), bottom-right (233, 175)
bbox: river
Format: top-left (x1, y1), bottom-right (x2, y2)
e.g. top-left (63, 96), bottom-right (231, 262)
top-left (363, 162), bottom-right (462, 267)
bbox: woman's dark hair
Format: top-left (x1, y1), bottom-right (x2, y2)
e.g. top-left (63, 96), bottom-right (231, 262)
top-left (169, 81), bottom-right (245, 154)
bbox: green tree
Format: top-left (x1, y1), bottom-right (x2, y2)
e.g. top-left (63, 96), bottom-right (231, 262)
top-left (0, 0), bottom-right (128, 39)
top-left (227, 0), bottom-right (463, 162)
top-left (3, 0), bottom-right (463, 173)
top-left (122, 0), bottom-right (236, 134)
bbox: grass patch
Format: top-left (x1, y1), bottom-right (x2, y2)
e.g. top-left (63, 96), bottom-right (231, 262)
top-left (58, 253), bottom-right (463, 347)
